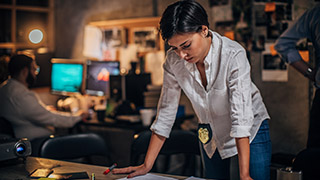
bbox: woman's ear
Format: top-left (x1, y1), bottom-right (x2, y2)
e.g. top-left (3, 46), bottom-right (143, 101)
top-left (201, 25), bottom-right (209, 37)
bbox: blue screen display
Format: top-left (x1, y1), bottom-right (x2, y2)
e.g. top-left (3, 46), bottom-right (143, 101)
top-left (51, 63), bottom-right (83, 94)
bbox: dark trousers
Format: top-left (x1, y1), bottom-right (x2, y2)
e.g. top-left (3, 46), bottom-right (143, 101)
top-left (201, 120), bottom-right (271, 180)
top-left (307, 88), bottom-right (320, 148)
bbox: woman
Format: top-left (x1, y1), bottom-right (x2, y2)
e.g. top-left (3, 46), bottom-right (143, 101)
top-left (113, 1), bottom-right (271, 179)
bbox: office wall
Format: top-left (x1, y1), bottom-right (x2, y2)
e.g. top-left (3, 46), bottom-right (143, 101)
top-left (54, 0), bottom-right (212, 59)
top-left (249, 0), bottom-right (317, 155)
top-left (54, 0), bottom-right (315, 156)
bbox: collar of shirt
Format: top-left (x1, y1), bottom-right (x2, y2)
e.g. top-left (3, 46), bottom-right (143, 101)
top-left (184, 31), bottom-right (220, 91)
top-left (8, 78), bottom-right (29, 92)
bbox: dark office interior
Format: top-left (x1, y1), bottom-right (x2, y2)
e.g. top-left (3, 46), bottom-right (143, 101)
top-left (0, 0), bottom-right (319, 179)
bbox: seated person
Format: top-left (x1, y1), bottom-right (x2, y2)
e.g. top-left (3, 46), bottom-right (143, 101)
top-left (0, 55), bottom-right (9, 85)
top-left (0, 54), bottom-right (85, 141)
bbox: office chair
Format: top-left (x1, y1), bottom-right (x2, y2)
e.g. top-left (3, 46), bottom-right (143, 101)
top-left (131, 130), bottom-right (203, 177)
top-left (292, 148), bottom-right (320, 180)
top-left (0, 117), bottom-right (15, 139)
top-left (38, 133), bottom-right (111, 165)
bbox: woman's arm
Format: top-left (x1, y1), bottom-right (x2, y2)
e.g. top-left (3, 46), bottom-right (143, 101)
top-left (235, 137), bottom-right (252, 180)
top-left (227, 49), bottom-right (254, 180)
top-left (112, 132), bottom-right (166, 178)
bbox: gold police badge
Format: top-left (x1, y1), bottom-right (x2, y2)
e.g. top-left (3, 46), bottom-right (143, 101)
top-left (198, 127), bottom-right (209, 144)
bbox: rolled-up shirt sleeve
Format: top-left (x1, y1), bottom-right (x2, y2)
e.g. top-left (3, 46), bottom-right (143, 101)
top-left (150, 59), bottom-right (181, 138)
top-left (227, 49), bottom-right (253, 138)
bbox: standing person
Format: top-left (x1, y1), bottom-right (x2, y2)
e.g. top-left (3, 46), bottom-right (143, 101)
top-left (274, 4), bottom-right (320, 148)
top-left (0, 54), bottom-right (85, 142)
top-left (113, 1), bottom-right (271, 179)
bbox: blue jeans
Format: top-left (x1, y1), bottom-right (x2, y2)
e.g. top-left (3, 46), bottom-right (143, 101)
top-left (201, 120), bottom-right (272, 180)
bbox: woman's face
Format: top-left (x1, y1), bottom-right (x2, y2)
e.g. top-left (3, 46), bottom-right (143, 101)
top-left (167, 26), bottom-right (211, 64)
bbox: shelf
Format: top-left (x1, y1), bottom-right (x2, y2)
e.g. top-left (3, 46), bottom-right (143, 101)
top-left (89, 16), bottom-right (161, 29)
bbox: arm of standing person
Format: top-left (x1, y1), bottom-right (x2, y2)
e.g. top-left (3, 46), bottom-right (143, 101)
top-left (236, 137), bottom-right (252, 180)
top-left (291, 60), bottom-right (315, 81)
top-left (112, 132), bottom-right (166, 178)
top-left (227, 48), bottom-right (255, 180)
top-left (274, 6), bottom-right (320, 82)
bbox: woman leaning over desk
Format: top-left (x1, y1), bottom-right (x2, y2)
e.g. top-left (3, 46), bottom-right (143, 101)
top-left (113, 1), bottom-right (271, 179)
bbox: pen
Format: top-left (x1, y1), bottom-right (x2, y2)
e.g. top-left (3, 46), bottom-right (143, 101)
top-left (91, 173), bottom-right (95, 180)
top-left (103, 163), bottom-right (117, 175)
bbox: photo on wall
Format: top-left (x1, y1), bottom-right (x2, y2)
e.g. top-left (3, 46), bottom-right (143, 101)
top-left (265, 3), bottom-right (291, 39)
top-left (132, 27), bottom-right (158, 52)
top-left (209, 0), bottom-right (229, 7)
top-left (261, 43), bottom-right (288, 82)
top-left (267, 21), bottom-right (288, 39)
top-left (103, 28), bottom-right (126, 48)
top-left (102, 28), bottom-right (126, 60)
top-left (254, 5), bottom-right (268, 26)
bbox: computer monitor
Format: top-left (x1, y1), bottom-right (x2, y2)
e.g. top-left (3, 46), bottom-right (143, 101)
top-left (50, 58), bottom-right (84, 95)
top-left (85, 60), bottom-right (120, 96)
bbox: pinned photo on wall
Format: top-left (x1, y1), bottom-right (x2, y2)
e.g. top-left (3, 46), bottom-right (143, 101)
top-left (211, 1), bottom-right (233, 23)
top-left (132, 27), bottom-right (158, 52)
top-left (253, 35), bottom-right (265, 51)
top-left (209, 0), bottom-right (229, 7)
top-left (101, 28), bottom-right (126, 61)
top-left (103, 28), bottom-right (126, 48)
top-left (261, 43), bottom-right (288, 82)
top-left (267, 21), bottom-right (288, 39)
top-left (265, 3), bottom-right (291, 39)
top-left (215, 21), bottom-right (234, 38)
top-left (254, 4), bottom-right (268, 26)
top-left (254, 0), bottom-right (292, 3)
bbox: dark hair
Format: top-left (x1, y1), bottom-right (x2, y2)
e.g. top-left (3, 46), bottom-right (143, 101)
top-left (159, 0), bottom-right (209, 41)
top-left (8, 54), bottom-right (33, 77)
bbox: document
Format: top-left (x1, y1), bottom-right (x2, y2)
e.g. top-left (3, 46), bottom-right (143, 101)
top-left (184, 176), bottom-right (206, 180)
top-left (117, 173), bottom-right (178, 180)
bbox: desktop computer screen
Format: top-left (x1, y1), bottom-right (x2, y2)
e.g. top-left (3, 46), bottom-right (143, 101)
top-left (85, 60), bottom-right (120, 96)
top-left (51, 59), bottom-right (84, 95)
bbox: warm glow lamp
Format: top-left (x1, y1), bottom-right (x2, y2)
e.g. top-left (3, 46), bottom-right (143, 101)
top-left (29, 29), bottom-right (43, 44)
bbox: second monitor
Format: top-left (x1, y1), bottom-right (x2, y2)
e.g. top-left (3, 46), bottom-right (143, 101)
top-left (85, 60), bottom-right (120, 97)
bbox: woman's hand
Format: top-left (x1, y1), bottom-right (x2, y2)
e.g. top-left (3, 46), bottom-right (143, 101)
top-left (112, 132), bottom-right (166, 178)
top-left (112, 163), bottom-right (152, 178)
top-left (240, 174), bottom-right (253, 180)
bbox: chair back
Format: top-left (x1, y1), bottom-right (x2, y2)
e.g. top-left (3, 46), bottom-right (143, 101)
top-left (0, 117), bottom-right (15, 138)
top-left (131, 130), bottom-right (202, 177)
top-left (39, 133), bottom-right (109, 161)
top-left (292, 148), bottom-right (320, 179)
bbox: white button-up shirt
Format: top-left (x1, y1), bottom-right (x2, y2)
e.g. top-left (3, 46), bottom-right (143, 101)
top-left (150, 31), bottom-right (270, 159)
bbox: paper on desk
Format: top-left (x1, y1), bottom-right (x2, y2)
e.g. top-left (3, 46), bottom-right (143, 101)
top-left (184, 176), bottom-right (206, 180)
top-left (117, 173), bottom-right (178, 180)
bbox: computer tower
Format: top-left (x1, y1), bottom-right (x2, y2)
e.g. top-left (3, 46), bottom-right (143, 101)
top-left (109, 73), bottom-right (151, 108)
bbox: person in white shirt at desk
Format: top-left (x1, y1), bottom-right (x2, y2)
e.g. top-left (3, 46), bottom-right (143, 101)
top-left (113, 1), bottom-right (271, 180)
top-left (0, 54), bottom-right (85, 142)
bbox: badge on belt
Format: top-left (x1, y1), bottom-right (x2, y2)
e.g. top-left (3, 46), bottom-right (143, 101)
top-left (197, 124), bottom-right (212, 144)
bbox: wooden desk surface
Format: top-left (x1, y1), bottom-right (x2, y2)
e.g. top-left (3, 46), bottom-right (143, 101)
top-left (0, 156), bottom-right (187, 180)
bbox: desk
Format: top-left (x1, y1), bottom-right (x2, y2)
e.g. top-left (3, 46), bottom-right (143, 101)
top-left (0, 157), bottom-right (188, 180)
